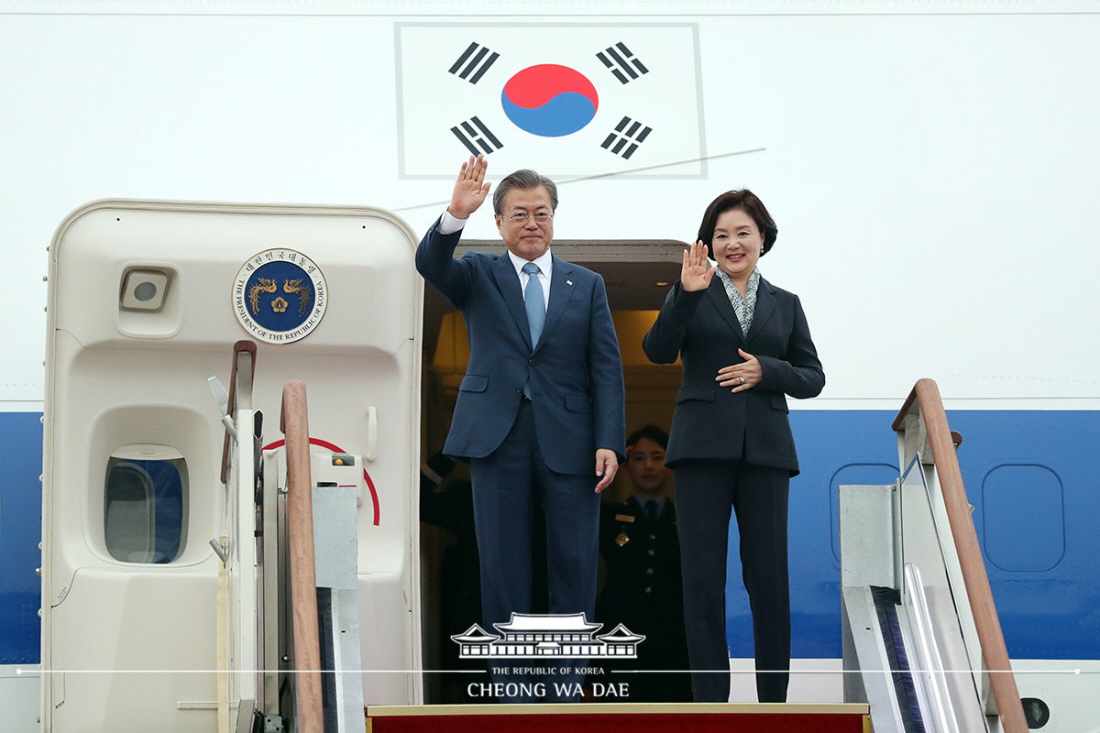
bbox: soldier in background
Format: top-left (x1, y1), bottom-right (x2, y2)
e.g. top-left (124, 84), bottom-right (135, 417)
top-left (594, 425), bottom-right (692, 702)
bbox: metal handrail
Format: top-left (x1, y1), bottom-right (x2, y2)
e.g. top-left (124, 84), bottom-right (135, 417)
top-left (904, 562), bottom-right (960, 733)
top-left (892, 378), bottom-right (1027, 733)
top-left (281, 380), bottom-right (325, 733)
top-left (220, 340), bottom-right (257, 484)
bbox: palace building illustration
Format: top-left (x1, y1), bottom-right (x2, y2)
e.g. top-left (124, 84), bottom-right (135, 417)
top-left (450, 613), bottom-right (646, 659)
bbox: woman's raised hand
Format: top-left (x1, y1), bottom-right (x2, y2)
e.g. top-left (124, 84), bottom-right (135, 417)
top-left (681, 240), bottom-right (717, 292)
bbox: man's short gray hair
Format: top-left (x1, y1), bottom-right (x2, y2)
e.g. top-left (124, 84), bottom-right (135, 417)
top-left (492, 169), bottom-right (559, 215)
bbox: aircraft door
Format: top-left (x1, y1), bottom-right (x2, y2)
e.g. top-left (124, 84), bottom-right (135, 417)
top-left (42, 200), bottom-right (423, 732)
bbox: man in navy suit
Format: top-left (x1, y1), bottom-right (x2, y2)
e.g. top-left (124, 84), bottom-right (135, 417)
top-left (416, 155), bottom-right (625, 702)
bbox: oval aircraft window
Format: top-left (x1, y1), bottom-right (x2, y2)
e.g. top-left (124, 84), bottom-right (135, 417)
top-left (104, 445), bottom-right (188, 564)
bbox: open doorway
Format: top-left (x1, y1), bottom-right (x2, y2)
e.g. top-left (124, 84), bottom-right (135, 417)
top-left (417, 239), bottom-right (686, 703)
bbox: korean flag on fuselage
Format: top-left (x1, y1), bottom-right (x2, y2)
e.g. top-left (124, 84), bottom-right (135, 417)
top-left (395, 22), bottom-right (707, 178)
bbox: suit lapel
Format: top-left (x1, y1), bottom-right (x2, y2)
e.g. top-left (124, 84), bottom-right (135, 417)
top-left (537, 256), bottom-right (578, 353)
top-left (706, 279), bottom-right (745, 344)
top-left (747, 277), bottom-right (776, 341)
top-left (491, 253), bottom-right (533, 348)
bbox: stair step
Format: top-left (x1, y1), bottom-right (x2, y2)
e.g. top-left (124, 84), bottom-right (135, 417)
top-left (367, 703), bottom-right (870, 733)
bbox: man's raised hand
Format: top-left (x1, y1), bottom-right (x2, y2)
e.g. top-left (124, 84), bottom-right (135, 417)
top-left (448, 155), bottom-right (491, 220)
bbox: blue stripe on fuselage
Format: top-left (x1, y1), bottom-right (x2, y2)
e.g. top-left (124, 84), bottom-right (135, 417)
top-left (0, 412), bottom-right (42, 664)
top-left (2, 410), bottom-right (1096, 664)
top-left (736, 409), bottom-right (1099, 660)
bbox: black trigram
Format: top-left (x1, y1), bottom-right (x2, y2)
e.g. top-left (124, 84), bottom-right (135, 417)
top-left (449, 42), bottom-right (500, 84)
top-left (596, 43), bottom-right (649, 84)
top-left (451, 116), bottom-right (504, 156)
top-left (601, 116), bottom-right (652, 160)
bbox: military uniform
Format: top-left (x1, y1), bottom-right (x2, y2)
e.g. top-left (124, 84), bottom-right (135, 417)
top-left (594, 496), bottom-right (692, 702)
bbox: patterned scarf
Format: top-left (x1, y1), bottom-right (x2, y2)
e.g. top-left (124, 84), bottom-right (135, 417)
top-left (716, 268), bottom-right (760, 336)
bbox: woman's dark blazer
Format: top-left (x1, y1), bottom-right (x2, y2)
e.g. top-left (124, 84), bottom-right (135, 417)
top-left (642, 276), bottom-right (824, 475)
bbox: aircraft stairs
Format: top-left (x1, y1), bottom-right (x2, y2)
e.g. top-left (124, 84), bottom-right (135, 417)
top-left (264, 374), bottom-right (1028, 733)
top-left (840, 379), bottom-right (1030, 733)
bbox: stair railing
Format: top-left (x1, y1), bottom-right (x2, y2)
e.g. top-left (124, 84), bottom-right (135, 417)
top-left (892, 378), bottom-right (1027, 733)
top-left (281, 380), bottom-right (325, 733)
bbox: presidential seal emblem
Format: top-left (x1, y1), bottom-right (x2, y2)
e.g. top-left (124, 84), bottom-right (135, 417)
top-left (233, 248), bottom-right (327, 344)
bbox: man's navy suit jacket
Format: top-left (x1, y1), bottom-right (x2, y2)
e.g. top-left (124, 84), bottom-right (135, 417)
top-left (642, 276), bottom-right (824, 474)
top-left (416, 219), bottom-right (625, 475)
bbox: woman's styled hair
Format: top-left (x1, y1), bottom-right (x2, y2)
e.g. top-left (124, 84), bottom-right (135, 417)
top-left (696, 189), bottom-right (778, 258)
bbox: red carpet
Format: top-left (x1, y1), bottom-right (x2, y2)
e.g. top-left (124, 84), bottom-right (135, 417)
top-left (367, 703), bottom-right (869, 733)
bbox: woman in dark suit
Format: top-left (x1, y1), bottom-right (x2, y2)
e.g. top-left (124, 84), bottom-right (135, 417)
top-left (642, 190), bottom-right (824, 703)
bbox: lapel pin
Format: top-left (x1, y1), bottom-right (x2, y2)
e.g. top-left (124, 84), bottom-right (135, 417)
top-left (566, 280), bottom-right (573, 286)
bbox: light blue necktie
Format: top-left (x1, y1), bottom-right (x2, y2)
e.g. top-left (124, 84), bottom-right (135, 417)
top-left (522, 262), bottom-right (545, 347)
